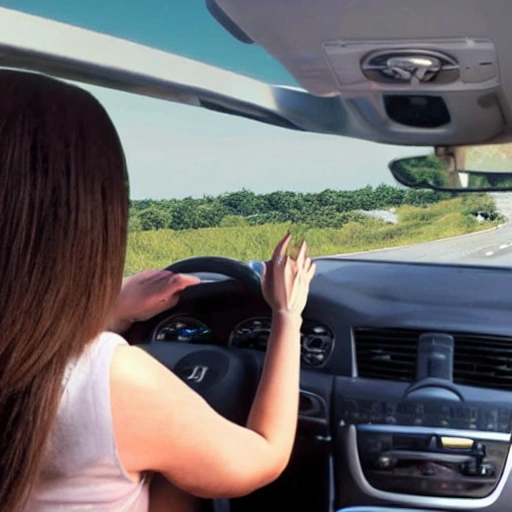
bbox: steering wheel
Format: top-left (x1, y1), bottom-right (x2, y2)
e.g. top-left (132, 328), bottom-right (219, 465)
top-left (138, 256), bottom-right (265, 424)
top-left (165, 255), bottom-right (263, 294)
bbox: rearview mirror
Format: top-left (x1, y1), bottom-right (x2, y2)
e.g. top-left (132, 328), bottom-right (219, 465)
top-left (389, 143), bottom-right (512, 192)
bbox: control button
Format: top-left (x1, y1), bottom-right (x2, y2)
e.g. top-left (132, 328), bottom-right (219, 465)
top-left (414, 403), bottom-right (424, 425)
top-left (385, 415), bottom-right (397, 425)
top-left (460, 460), bottom-right (478, 476)
top-left (480, 464), bottom-right (496, 477)
top-left (440, 436), bottom-right (473, 450)
top-left (486, 409), bottom-right (498, 431)
top-left (375, 455), bottom-right (395, 470)
top-left (474, 442), bottom-right (486, 458)
top-left (460, 460), bottom-right (495, 477)
top-left (428, 435), bottom-right (438, 451)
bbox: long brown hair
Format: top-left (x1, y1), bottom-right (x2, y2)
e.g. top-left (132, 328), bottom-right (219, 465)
top-left (0, 70), bottom-right (128, 510)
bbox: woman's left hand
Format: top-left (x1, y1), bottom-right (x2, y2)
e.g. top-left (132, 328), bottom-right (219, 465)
top-left (108, 270), bottom-right (201, 334)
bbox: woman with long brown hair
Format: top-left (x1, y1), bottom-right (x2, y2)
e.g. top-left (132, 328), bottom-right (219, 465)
top-left (0, 69), bottom-right (315, 511)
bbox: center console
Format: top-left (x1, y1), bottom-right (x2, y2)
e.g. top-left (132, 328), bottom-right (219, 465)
top-left (357, 424), bottom-right (508, 498)
top-left (333, 391), bottom-right (512, 510)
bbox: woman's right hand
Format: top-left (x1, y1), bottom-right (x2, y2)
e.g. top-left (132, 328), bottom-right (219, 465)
top-left (261, 232), bottom-right (316, 316)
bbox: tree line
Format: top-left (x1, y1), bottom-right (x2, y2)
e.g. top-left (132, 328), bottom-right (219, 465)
top-left (129, 184), bottom-right (452, 232)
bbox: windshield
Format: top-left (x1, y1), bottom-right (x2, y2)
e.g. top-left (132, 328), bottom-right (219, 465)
top-left (7, 1), bottom-right (512, 270)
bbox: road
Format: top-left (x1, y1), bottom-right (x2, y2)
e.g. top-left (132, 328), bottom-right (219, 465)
top-left (336, 193), bottom-right (512, 267)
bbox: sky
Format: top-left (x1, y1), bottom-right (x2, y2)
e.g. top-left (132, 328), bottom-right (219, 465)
top-left (3, 0), bottom-right (423, 199)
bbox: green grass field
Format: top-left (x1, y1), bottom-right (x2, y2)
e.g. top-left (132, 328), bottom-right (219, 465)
top-left (125, 197), bottom-right (499, 274)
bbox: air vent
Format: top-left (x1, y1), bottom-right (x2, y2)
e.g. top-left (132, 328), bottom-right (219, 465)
top-left (301, 322), bottom-right (335, 368)
top-left (453, 334), bottom-right (512, 390)
top-left (355, 327), bottom-right (512, 390)
top-left (355, 328), bottom-right (417, 382)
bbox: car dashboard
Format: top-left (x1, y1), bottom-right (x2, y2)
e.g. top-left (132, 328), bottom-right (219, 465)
top-left (130, 257), bottom-right (512, 512)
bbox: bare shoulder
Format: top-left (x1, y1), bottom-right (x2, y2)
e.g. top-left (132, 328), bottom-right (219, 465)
top-left (109, 344), bottom-right (207, 431)
top-left (110, 343), bottom-right (168, 387)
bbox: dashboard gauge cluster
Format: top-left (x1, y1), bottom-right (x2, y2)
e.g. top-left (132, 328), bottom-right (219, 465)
top-left (152, 314), bottom-right (335, 368)
top-left (229, 317), bottom-right (335, 368)
top-left (152, 316), bottom-right (214, 343)
top-left (228, 317), bottom-right (272, 351)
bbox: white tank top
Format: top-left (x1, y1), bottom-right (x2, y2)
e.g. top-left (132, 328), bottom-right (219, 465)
top-left (25, 332), bottom-right (150, 511)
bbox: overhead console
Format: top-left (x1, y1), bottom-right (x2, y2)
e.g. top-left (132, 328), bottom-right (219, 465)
top-left (212, 0), bottom-right (512, 145)
top-left (321, 38), bottom-right (505, 145)
top-left (323, 38), bottom-right (498, 92)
